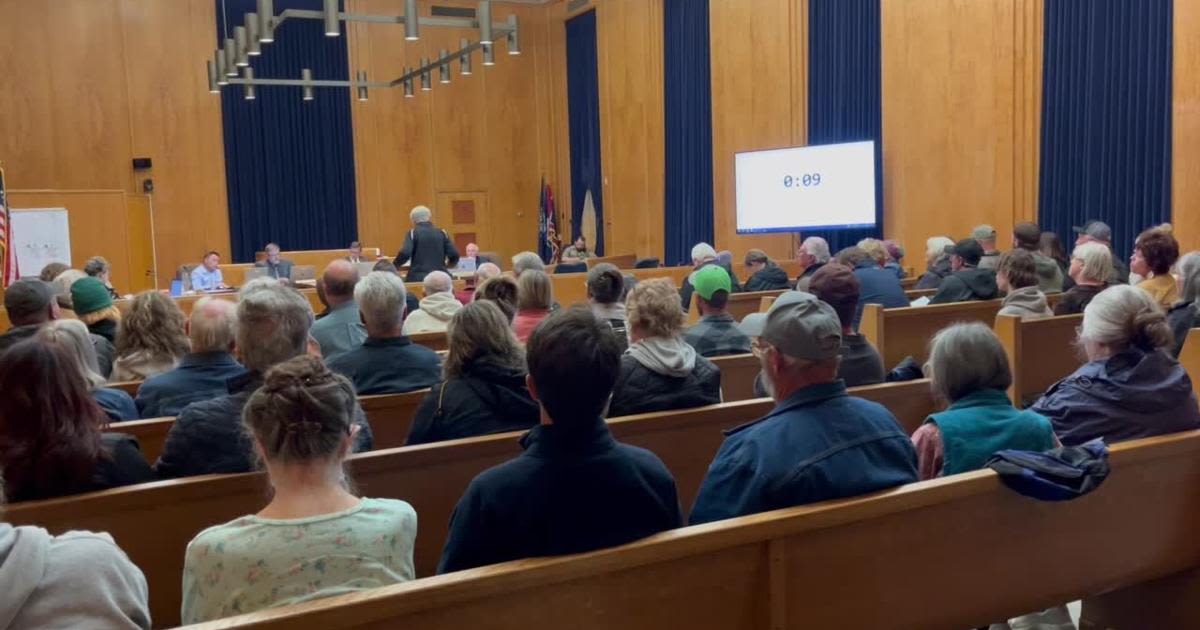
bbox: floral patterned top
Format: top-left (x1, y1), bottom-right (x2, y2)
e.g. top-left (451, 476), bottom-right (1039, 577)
top-left (181, 497), bottom-right (417, 624)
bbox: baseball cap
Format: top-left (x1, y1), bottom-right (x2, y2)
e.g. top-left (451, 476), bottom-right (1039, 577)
top-left (691, 264), bottom-right (731, 301)
top-left (3, 279), bottom-right (56, 320)
top-left (971, 224), bottom-right (997, 240)
top-left (952, 238), bottom-right (984, 266)
top-left (739, 291), bottom-right (842, 361)
top-left (1073, 220), bottom-right (1113, 243)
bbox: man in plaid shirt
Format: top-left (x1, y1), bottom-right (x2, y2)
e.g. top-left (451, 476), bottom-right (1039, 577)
top-left (683, 265), bottom-right (752, 358)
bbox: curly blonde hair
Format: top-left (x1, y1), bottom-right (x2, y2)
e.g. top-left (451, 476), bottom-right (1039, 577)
top-left (627, 277), bottom-right (684, 338)
top-left (857, 238), bottom-right (889, 266)
top-left (115, 291), bottom-right (190, 359)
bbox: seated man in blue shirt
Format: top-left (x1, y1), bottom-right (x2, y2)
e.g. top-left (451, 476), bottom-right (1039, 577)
top-left (327, 271), bottom-right (441, 395)
top-left (136, 297), bottom-right (246, 418)
top-left (438, 306), bottom-right (682, 573)
top-left (310, 260), bottom-right (367, 361)
top-left (689, 292), bottom-right (918, 525)
top-left (190, 251), bottom-right (227, 292)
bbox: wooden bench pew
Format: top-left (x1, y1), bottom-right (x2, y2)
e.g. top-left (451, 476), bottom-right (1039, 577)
top-left (109, 380), bottom-right (141, 396)
top-left (709, 353), bottom-right (760, 402)
top-left (194, 430), bottom-right (1200, 630)
top-left (860, 299), bottom-right (1004, 369)
top-left (586, 253), bottom-right (637, 269)
top-left (6, 380), bottom-right (934, 627)
top-left (408, 330), bottom-right (449, 352)
top-left (687, 290), bottom-right (786, 325)
top-left (994, 313), bottom-right (1084, 406)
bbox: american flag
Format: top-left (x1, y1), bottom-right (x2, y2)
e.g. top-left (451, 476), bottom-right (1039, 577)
top-left (0, 166), bottom-right (16, 288)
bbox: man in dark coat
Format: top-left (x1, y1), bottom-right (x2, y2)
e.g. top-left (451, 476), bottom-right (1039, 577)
top-left (394, 205), bottom-right (460, 282)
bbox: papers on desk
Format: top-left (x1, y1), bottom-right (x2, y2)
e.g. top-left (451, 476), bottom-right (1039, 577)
top-left (909, 296), bottom-right (931, 307)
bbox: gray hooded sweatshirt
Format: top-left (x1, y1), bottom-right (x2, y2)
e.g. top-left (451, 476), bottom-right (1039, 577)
top-left (0, 524), bottom-right (150, 629)
top-left (998, 285), bottom-right (1053, 320)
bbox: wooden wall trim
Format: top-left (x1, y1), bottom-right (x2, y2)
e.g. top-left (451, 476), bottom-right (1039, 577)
top-left (1174, 0), bottom-right (1200, 252)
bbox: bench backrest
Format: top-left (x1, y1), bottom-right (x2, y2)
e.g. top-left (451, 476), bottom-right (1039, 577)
top-left (5, 380), bottom-right (933, 627)
top-left (994, 313), bottom-right (1084, 406)
top-left (687, 290), bottom-right (786, 325)
top-left (860, 299), bottom-right (1003, 368)
top-left (408, 330), bottom-right (449, 352)
top-left (550, 265), bottom-right (693, 309)
top-left (192, 430), bottom-right (1200, 630)
top-left (1180, 328), bottom-right (1200, 385)
top-left (709, 353), bottom-right (760, 402)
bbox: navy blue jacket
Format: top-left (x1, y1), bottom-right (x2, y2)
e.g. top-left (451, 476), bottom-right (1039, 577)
top-left (134, 351), bottom-right (247, 418)
top-left (326, 335), bottom-right (442, 395)
top-left (851, 261), bottom-right (909, 329)
top-left (154, 372), bottom-right (374, 479)
top-left (438, 417), bottom-right (682, 573)
top-left (93, 387), bottom-right (138, 422)
top-left (689, 380), bottom-right (918, 524)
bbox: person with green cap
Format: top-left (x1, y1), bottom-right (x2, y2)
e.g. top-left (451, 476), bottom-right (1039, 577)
top-left (683, 264), bottom-right (752, 358)
top-left (71, 277), bottom-right (122, 343)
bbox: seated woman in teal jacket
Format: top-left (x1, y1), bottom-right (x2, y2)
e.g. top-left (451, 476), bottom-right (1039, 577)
top-left (911, 322), bottom-right (1058, 479)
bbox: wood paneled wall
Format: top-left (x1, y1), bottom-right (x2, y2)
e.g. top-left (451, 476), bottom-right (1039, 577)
top-left (0, 0), bottom-right (228, 289)
top-left (1175, 0), bottom-right (1200, 254)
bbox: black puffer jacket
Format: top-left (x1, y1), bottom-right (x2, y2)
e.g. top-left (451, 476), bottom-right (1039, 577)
top-left (406, 359), bottom-right (540, 445)
top-left (608, 353), bottom-right (721, 418)
top-left (744, 263), bottom-right (792, 292)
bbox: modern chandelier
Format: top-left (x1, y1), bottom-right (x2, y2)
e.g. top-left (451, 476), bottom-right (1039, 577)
top-left (206, 0), bottom-right (520, 101)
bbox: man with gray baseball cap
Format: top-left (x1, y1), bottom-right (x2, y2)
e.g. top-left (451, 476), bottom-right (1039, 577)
top-left (972, 224), bottom-right (1002, 270)
top-left (689, 291), bottom-right (918, 524)
top-left (1073, 220), bottom-right (1130, 284)
top-left (0, 278), bottom-right (116, 376)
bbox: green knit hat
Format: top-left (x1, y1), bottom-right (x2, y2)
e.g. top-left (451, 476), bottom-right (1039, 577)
top-left (70, 277), bottom-right (113, 316)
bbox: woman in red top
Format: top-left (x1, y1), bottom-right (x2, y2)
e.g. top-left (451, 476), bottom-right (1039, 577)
top-left (512, 270), bottom-right (554, 343)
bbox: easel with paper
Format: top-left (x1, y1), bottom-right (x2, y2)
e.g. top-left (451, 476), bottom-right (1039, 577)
top-left (11, 208), bottom-right (71, 275)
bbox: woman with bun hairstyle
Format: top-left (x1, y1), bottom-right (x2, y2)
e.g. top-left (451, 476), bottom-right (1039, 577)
top-left (587, 263), bottom-right (629, 350)
top-left (181, 356), bottom-right (417, 624)
top-left (1030, 285), bottom-right (1200, 446)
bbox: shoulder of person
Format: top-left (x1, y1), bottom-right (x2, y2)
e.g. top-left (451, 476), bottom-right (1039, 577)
top-left (359, 497), bottom-right (419, 522)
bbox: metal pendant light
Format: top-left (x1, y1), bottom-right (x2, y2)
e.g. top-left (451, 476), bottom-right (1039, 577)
top-left (460, 38), bottom-right (472, 75)
top-left (439, 49), bottom-right (451, 84)
top-left (420, 58), bottom-right (431, 91)
top-left (258, 0), bottom-right (275, 42)
top-left (246, 13), bottom-right (262, 55)
top-left (244, 67), bottom-right (257, 100)
top-left (478, 1), bottom-right (493, 45)
top-left (324, 0), bottom-right (340, 36)
top-left (301, 68), bottom-right (314, 101)
top-left (207, 60), bottom-right (220, 93)
top-left (356, 70), bottom-right (369, 101)
top-left (482, 42), bottom-right (494, 67)
top-left (224, 38), bottom-right (238, 76)
top-left (234, 26), bottom-right (250, 66)
top-left (215, 49), bottom-right (230, 86)
top-left (404, 0), bottom-right (419, 40)
top-left (506, 15), bottom-right (520, 55)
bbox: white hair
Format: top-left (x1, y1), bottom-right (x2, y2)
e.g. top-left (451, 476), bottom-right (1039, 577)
top-left (355, 271), bottom-right (407, 334)
top-left (800, 237), bottom-right (831, 263)
top-left (41, 319), bottom-right (106, 389)
top-left (925, 236), bottom-right (955, 265)
top-left (691, 243), bottom-right (718, 264)
top-left (189, 297), bottom-right (237, 353)
top-left (52, 269), bottom-right (87, 303)
top-left (423, 270), bottom-right (453, 295)
top-left (926, 322), bottom-right (1011, 403)
top-left (1071, 242), bottom-right (1113, 284)
top-left (1177, 251), bottom-right (1200, 304)
top-left (511, 251), bottom-right (545, 276)
top-left (410, 205), bottom-right (432, 223)
top-left (1079, 285), bottom-right (1172, 353)
top-left (476, 262), bottom-right (501, 282)
top-left (236, 283), bottom-right (313, 373)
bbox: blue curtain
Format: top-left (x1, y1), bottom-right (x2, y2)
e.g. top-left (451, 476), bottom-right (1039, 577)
top-left (1038, 0), bottom-right (1173, 261)
top-left (805, 0), bottom-right (883, 254)
top-left (662, 0), bottom-right (714, 266)
top-left (565, 10), bottom-right (605, 256)
top-left (216, 0), bottom-right (358, 263)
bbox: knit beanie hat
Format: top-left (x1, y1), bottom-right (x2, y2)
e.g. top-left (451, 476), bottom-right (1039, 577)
top-left (70, 277), bottom-right (114, 316)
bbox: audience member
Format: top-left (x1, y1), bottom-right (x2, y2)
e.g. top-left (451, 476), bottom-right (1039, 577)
top-left (1039, 232), bottom-right (1073, 290)
top-left (715, 250), bottom-right (744, 293)
top-left (837, 246), bottom-right (909, 328)
top-left (679, 243), bottom-right (739, 311)
top-left (1013, 222), bottom-right (1064, 292)
top-left (587, 263), bottom-right (629, 349)
top-left (1074, 220), bottom-right (1130, 284)
top-left (609, 278), bottom-right (721, 417)
top-left (915, 236), bottom-right (955, 289)
top-left (561, 235), bottom-right (595, 263)
top-left (0, 339), bottom-right (152, 502)
top-left (52, 268), bottom-right (87, 310)
top-left (911, 323), bottom-right (1057, 480)
top-left (84, 255), bottom-right (121, 299)
top-left (1168, 252), bottom-right (1200, 358)
top-left (1131, 226), bottom-right (1180, 308)
top-left (511, 251), bottom-right (545, 277)
top-left (689, 292), bottom-right (918, 524)
top-left (995, 250), bottom-right (1052, 320)
top-left (438, 306), bottom-right (681, 573)
top-left (456, 261), bottom-right (500, 304)
top-left (41, 320), bottom-right (138, 421)
top-left (513, 270), bottom-right (554, 343)
top-left (795, 236), bottom-right (831, 291)
top-left (395, 205), bottom-right (459, 282)
top-left (344, 240), bottom-right (365, 264)
top-left (883, 240), bottom-right (907, 278)
top-left (135, 298), bottom-right (245, 418)
top-left (38, 261), bottom-right (70, 283)
top-left (72, 277), bottom-right (122, 343)
top-left (111, 291), bottom-right (190, 381)
top-left (742, 249), bottom-right (791, 291)
top-left (254, 243), bottom-right (294, 281)
top-left (809, 265), bottom-right (886, 385)
top-left (372, 259), bottom-right (420, 315)
top-left (156, 280), bottom-right (373, 478)
top-left (407, 301), bottom-right (539, 445)
top-left (856, 238), bottom-right (891, 272)
top-left (328, 272), bottom-right (442, 395)
top-left (181, 356), bottom-right (416, 624)
top-left (973, 225), bottom-right (1002, 270)
top-left (475, 274), bottom-right (520, 322)
top-left (190, 251), bottom-right (227, 291)
top-left (1, 278), bottom-right (115, 376)
top-left (310, 260), bottom-right (367, 360)
top-left (402, 271), bottom-right (462, 334)
top-left (0, 477), bottom-right (151, 629)
top-left (1031, 285), bottom-right (1200, 445)
top-left (683, 265), bottom-right (752, 358)
top-left (1055, 242), bottom-right (1112, 315)
top-left (929, 239), bottom-right (999, 305)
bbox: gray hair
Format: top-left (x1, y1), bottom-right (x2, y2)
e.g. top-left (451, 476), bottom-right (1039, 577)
top-left (264, 242), bottom-right (280, 254)
top-left (423, 270), bottom-right (453, 295)
top-left (1071, 242), bottom-right (1113, 284)
top-left (236, 283), bottom-right (313, 373)
top-left (1178, 251), bottom-right (1200, 304)
top-left (475, 262), bottom-right (501, 283)
top-left (1079, 285), bottom-right (1172, 352)
top-left (925, 322), bottom-right (1011, 403)
top-left (800, 237), bottom-right (831, 263)
top-left (189, 297), bottom-right (237, 353)
top-left (925, 236), bottom-right (955, 266)
top-left (39, 319), bottom-right (106, 389)
top-left (410, 205), bottom-right (432, 223)
top-left (83, 256), bottom-right (109, 277)
top-left (354, 271), bottom-right (407, 334)
top-left (511, 251), bottom-right (545, 276)
top-left (52, 269), bottom-right (87, 307)
top-left (691, 243), bottom-right (717, 264)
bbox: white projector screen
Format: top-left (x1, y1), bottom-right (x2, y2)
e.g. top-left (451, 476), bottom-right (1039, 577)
top-left (735, 141), bottom-right (876, 234)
